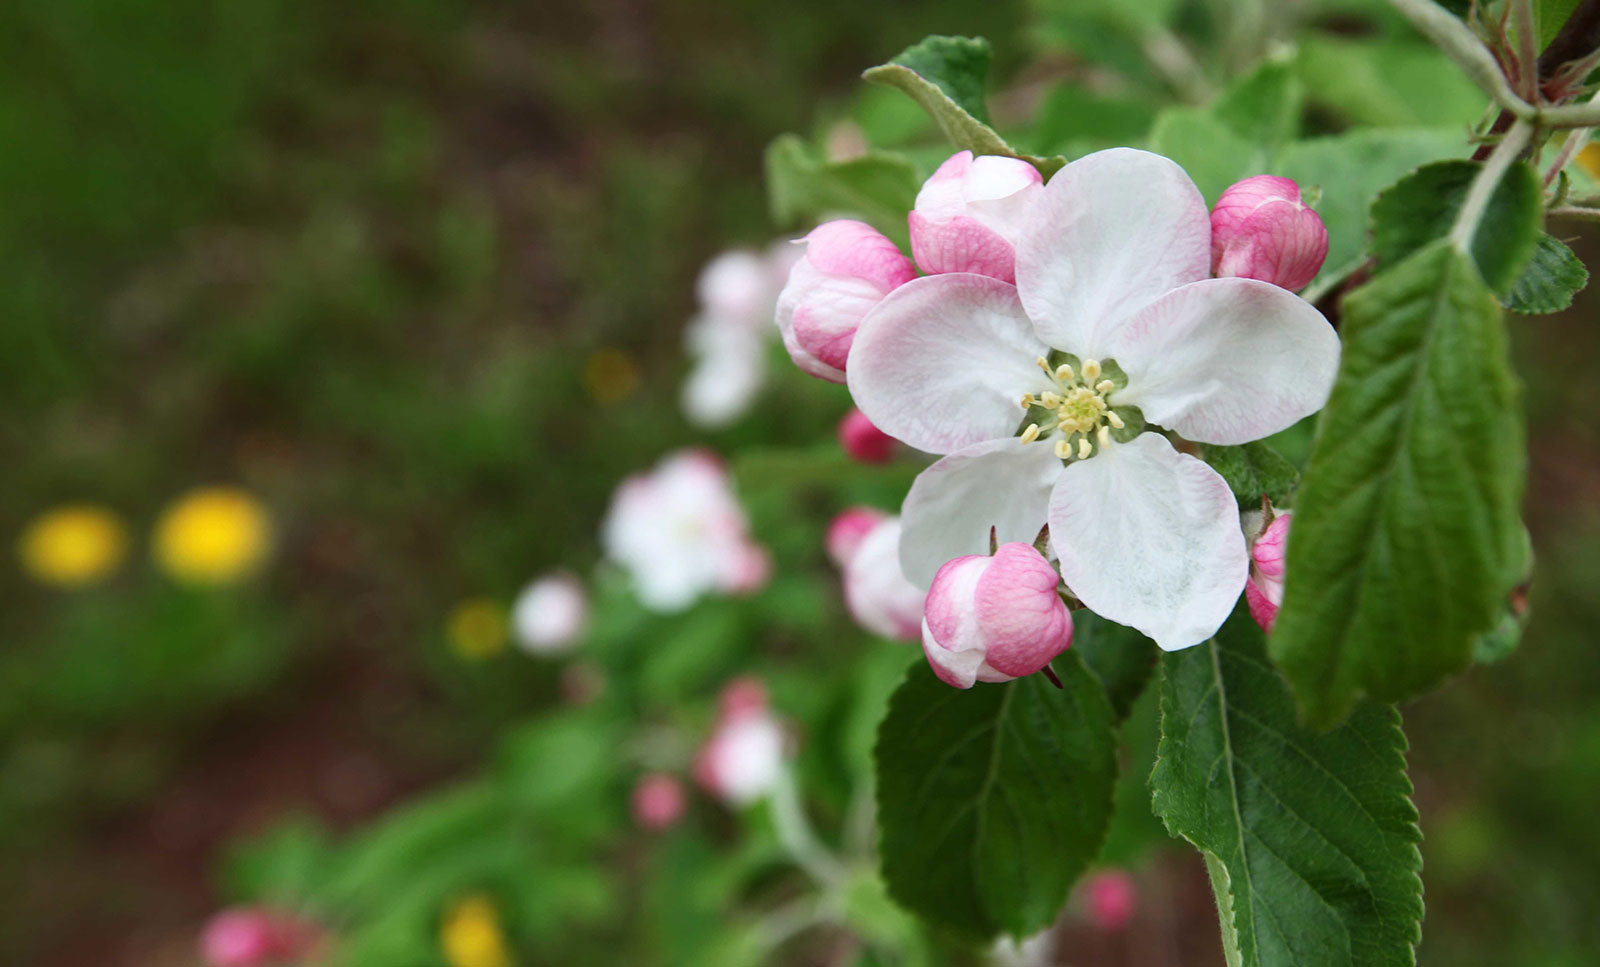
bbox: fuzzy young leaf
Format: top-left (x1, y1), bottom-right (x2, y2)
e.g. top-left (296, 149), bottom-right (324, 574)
top-left (1200, 441), bottom-right (1300, 509)
top-left (875, 654), bottom-right (1116, 941)
top-left (1271, 240), bottom-right (1526, 725)
top-left (1502, 233), bottom-right (1588, 314)
top-left (863, 35), bottom-right (1065, 177)
top-left (1152, 608), bottom-right (1423, 967)
top-left (1072, 610), bottom-right (1159, 721)
top-left (764, 134), bottom-right (920, 245)
top-left (1370, 160), bottom-right (1542, 291)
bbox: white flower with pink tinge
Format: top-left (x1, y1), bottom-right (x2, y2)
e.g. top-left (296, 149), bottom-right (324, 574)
top-left (601, 449), bottom-right (769, 613)
top-left (511, 572), bottom-right (588, 655)
top-left (835, 511), bottom-right (925, 642)
top-left (681, 245), bottom-right (799, 428)
top-left (909, 150), bottom-right (1043, 282)
top-left (848, 148), bottom-right (1340, 651)
top-left (694, 678), bottom-right (786, 806)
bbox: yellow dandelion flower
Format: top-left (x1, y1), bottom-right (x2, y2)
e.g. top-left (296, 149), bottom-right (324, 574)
top-left (582, 348), bottom-right (640, 403)
top-left (441, 894), bottom-right (512, 967)
top-left (1578, 142), bottom-right (1600, 181)
top-left (447, 597), bottom-right (507, 660)
top-left (152, 487), bottom-right (271, 585)
top-left (17, 505), bottom-right (128, 587)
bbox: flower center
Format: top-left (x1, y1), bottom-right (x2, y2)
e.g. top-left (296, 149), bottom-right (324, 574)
top-left (1017, 355), bottom-right (1141, 461)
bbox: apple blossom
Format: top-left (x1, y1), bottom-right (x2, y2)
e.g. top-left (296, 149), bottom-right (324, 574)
top-left (775, 219), bottom-right (916, 382)
top-left (601, 449), bottom-right (769, 612)
top-left (200, 908), bottom-right (319, 967)
top-left (848, 148), bottom-right (1340, 650)
top-left (694, 679), bottom-right (786, 805)
top-left (1210, 175), bottom-right (1329, 291)
top-left (909, 150), bottom-right (1043, 282)
top-left (921, 542), bottom-right (1073, 688)
top-left (632, 772), bottom-right (687, 830)
top-left (681, 245), bottom-right (797, 428)
top-left (838, 406), bottom-right (896, 463)
top-left (826, 506), bottom-right (887, 567)
top-left (511, 572), bottom-right (588, 655)
top-left (1083, 870), bottom-right (1138, 932)
top-left (842, 515), bottom-right (925, 641)
top-left (1245, 510), bottom-right (1291, 633)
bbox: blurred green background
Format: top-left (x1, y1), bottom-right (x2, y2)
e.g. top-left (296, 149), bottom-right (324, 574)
top-left (3, 0), bottom-right (1598, 964)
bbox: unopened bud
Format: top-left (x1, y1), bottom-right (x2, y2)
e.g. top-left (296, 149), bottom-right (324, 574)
top-left (631, 772), bottom-right (687, 831)
top-left (1210, 176), bottom-right (1328, 291)
top-left (775, 220), bottom-right (916, 383)
top-left (909, 151), bottom-right (1043, 282)
top-left (1245, 511), bottom-right (1291, 633)
top-left (838, 406), bottom-right (897, 463)
top-left (921, 542), bottom-right (1073, 688)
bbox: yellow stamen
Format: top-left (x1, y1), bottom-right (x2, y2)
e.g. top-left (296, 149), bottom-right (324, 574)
top-left (1054, 438), bottom-right (1072, 459)
top-left (1055, 364), bottom-right (1075, 382)
top-left (1106, 411), bottom-right (1125, 429)
top-left (1035, 356), bottom-right (1052, 374)
top-left (1020, 423), bottom-right (1041, 444)
top-left (1020, 392), bottom-right (1036, 410)
top-left (1082, 358), bottom-right (1102, 381)
top-left (1040, 391), bottom-right (1064, 408)
top-left (1096, 380), bottom-right (1115, 395)
top-left (1077, 438), bottom-right (1092, 459)
top-left (1097, 425), bottom-right (1111, 449)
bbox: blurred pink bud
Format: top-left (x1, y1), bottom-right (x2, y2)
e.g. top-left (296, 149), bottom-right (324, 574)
top-left (909, 151), bottom-right (1043, 282)
top-left (922, 543), bottom-right (1072, 689)
top-left (838, 407), bottom-right (896, 464)
top-left (775, 220), bottom-right (916, 383)
top-left (1084, 870), bottom-right (1138, 932)
top-left (200, 908), bottom-right (316, 967)
top-left (632, 772), bottom-right (687, 830)
top-left (843, 516), bottom-right (925, 641)
top-left (1245, 511), bottom-right (1291, 633)
top-left (717, 676), bottom-right (769, 719)
top-left (1210, 176), bottom-right (1328, 291)
top-left (511, 573), bottom-right (588, 655)
top-left (694, 684), bottom-right (786, 805)
top-left (721, 540), bottom-right (772, 596)
top-left (826, 507), bottom-right (887, 568)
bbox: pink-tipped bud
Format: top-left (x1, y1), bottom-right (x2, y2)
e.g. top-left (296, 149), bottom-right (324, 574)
top-left (632, 772), bottom-right (687, 830)
top-left (694, 682), bottom-right (786, 805)
top-left (909, 151), bottom-right (1043, 282)
top-left (1084, 871), bottom-right (1138, 933)
top-left (1245, 511), bottom-right (1292, 633)
top-left (199, 908), bottom-right (317, 967)
top-left (775, 220), bottom-right (916, 383)
top-left (1210, 176), bottom-right (1328, 291)
top-left (842, 516), bottom-right (925, 641)
top-left (838, 407), bottom-right (896, 464)
top-left (921, 542), bottom-right (1073, 689)
top-left (511, 573), bottom-right (588, 655)
top-left (826, 507), bottom-right (888, 568)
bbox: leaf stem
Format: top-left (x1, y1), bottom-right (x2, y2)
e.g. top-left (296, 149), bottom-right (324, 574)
top-left (1543, 87), bottom-right (1600, 184)
top-left (1449, 118), bottom-right (1537, 251)
top-left (770, 768), bottom-right (847, 887)
top-left (1386, 0), bottom-right (1533, 118)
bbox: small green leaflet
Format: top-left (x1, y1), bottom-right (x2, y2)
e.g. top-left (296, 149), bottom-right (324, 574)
top-left (875, 654), bottom-right (1116, 941)
top-left (863, 35), bottom-right (1066, 178)
top-left (764, 134), bottom-right (920, 246)
top-left (1200, 441), bottom-right (1300, 510)
top-left (1271, 240), bottom-right (1526, 726)
top-left (1369, 159), bottom-right (1542, 291)
top-left (1149, 58), bottom-right (1302, 203)
top-left (1151, 608), bottom-right (1423, 967)
top-left (1502, 234), bottom-right (1588, 314)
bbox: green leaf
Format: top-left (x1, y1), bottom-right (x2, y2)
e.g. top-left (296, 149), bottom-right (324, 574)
top-left (1212, 57), bottom-right (1304, 158)
top-left (1271, 240), bottom-right (1526, 725)
top-left (1072, 609), bottom-right (1159, 721)
top-left (1151, 608), bottom-right (1423, 967)
top-left (1146, 59), bottom-right (1303, 205)
top-left (1502, 233), bottom-right (1589, 314)
top-left (1370, 160), bottom-right (1543, 291)
top-left (1200, 441), bottom-right (1300, 510)
top-left (1539, 0), bottom-right (1583, 49)
top-left (764, 134), bottom-right (920, 245)
top-left (863, 36), bottom-right (1065, 178)
top-left (875, 653), bottom-right (1117, 941)
top-left (1298, 37), bottom-right (1486, 129)
top-left (1277, 128), bottom-right (1468, 293)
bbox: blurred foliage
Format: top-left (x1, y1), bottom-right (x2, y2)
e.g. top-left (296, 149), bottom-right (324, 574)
top-left (1, 0), bottom-right (1599, 964)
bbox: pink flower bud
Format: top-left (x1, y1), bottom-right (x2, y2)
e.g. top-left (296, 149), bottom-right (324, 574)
top-left (1210, 175), bottom-right (1328, 291)
top-left (775, 220), bottom-right (916, 383)
top-left (631, 772), bottom-right (687, 830)
top-left (720, 539), bottom-right (772, 596)
top-left (1083, 870), bottom-right (1138, 932)
top-left (838, 407), bottom-right (896, 463)
top-left (921, 542), bottom-right (1073, 688)
top-left (200, 908), bottom-right (317, 967)
top-left (826, 507), bottom-right (887, 568)
top-left (1245, 511), bottom-right (1291, 633)
top-left (511, 573), bottom-right (588, 655)
top-left (694, 682), bottom-right (786, 805)
top-left (909, 151), bottom-right (1043, 282)
top-left (842, 516), bottom-right (925, 641)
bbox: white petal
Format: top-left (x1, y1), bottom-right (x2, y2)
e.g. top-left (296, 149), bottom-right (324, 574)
top-left (1049, 433), bottom-right (1246, 650)
top-left (899, 438), bottom-right (1060, 587)
top-left (1014, 148), bottom-right (1211, 356)
top-left (847, 273), bottom-right (1049, 455)
top-left (1108, 278), bottom-right (1340, 445)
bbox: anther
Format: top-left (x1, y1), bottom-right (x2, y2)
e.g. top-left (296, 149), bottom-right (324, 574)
top-left (1077, 438), bottom-right (1092, 459)
top-left (1054, 438), bottom-right (1071, 459)
top-left (1055, 364), bottom-right (1075, 382)
top-left (1097, 426), bottom-right (1111, 448)
top-left (1096, 380), bottom-right (1115, 395)
top-left (1106, 411), bottom-right (1125, 429)
top-left (1040, 392), bottom-right (1063, 407)
top-left (1035, 356), bottom-right (1052, 374)
top-left (1082, 359), bottom-right (1103, 381)
top-left (1019, 393), bottom-right (1036, 410)
top-left (1020, 423), bottom-right (1041, 444)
